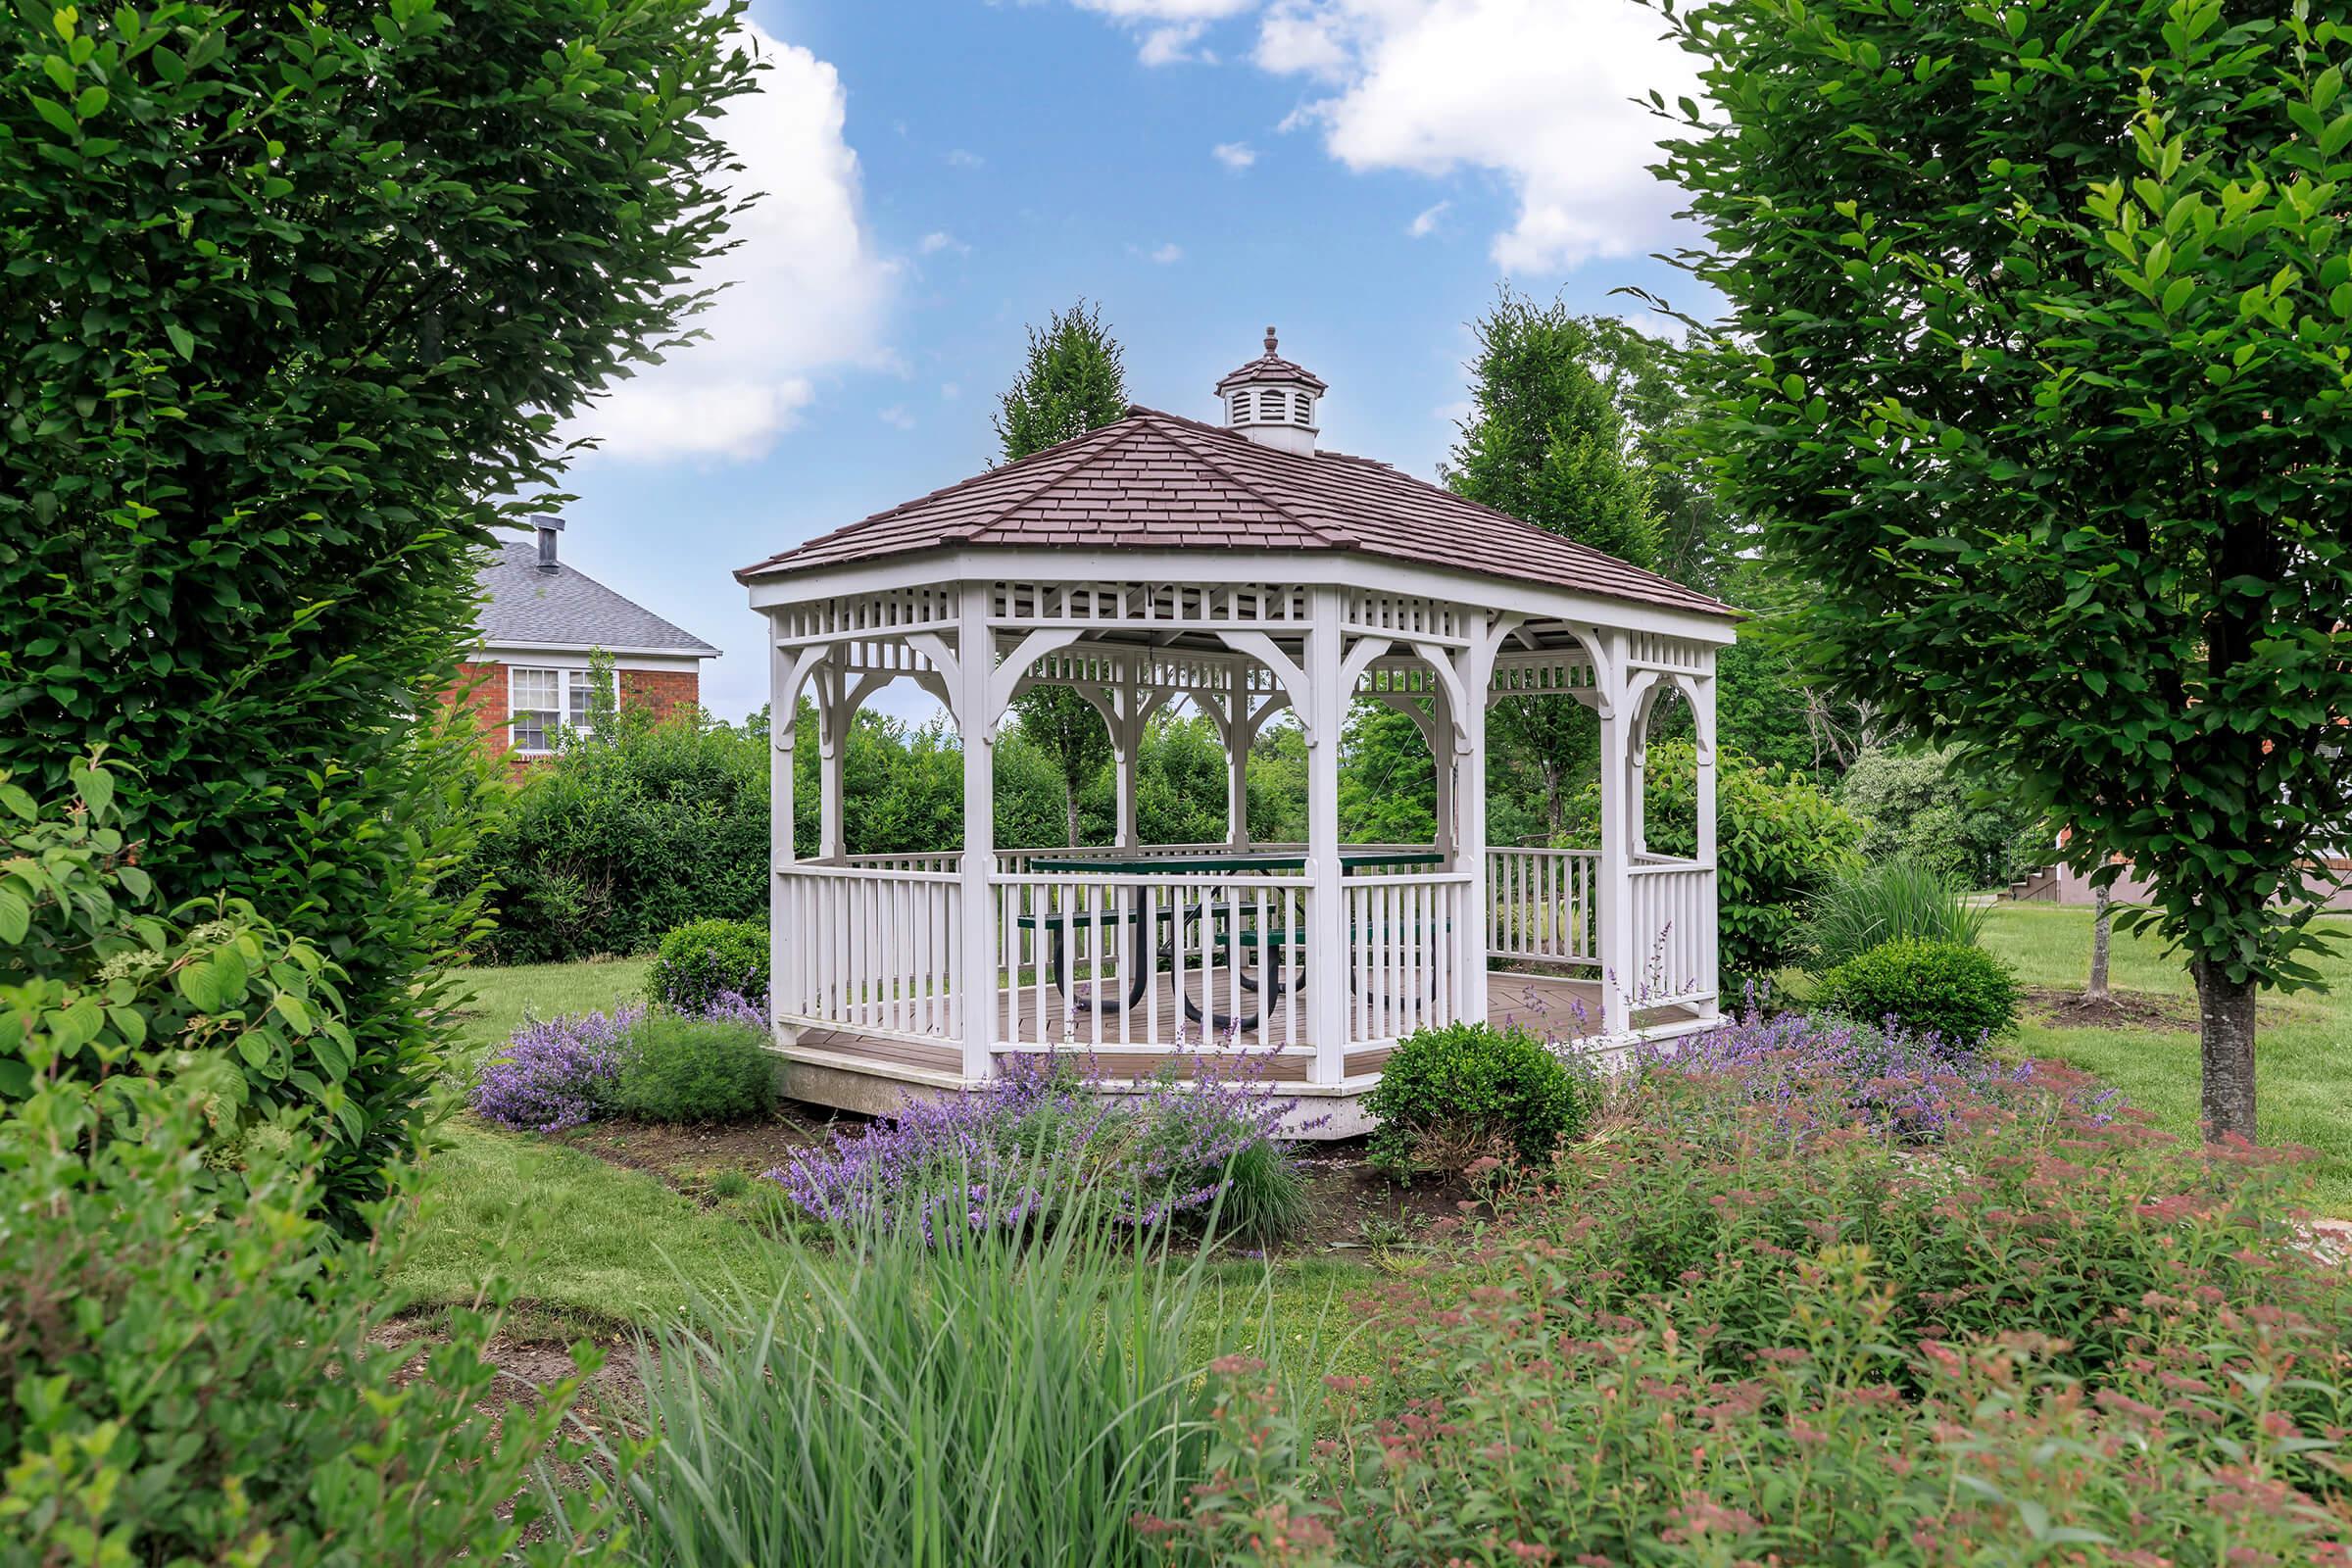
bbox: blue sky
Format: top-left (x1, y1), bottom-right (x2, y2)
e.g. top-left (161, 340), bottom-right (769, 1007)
top-left (554, 0), bottom-right (1705, 721)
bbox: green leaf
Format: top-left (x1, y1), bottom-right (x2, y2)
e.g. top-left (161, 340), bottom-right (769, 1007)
top-left (165, 320), bottom-right (195, 361)
top-left (28, 95), bottom-right (77, 137)
top-left (175, 957), bottom-right (221, 1013)
top-left (0, 889), bottom-right (26, 946)
top-left (74, 84), bottom-right (107, 119)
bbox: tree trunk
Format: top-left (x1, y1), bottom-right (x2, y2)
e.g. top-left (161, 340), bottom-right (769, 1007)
top-left (2190, 956), bottom-right (2258, 1143)
top-left (1540, 762), bottom-right (1564, 843)
top-left (2085, 884), bottom-right (2111, 1000)
top-left (1064, 785), bottom-right (1080, 850)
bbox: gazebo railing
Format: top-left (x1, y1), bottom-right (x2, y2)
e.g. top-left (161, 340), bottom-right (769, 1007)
top-left (1629, 859), bottom-right (1715, 1009)
top-left (991, 871), bottom-right (1311, 1053)
top-left (1486, 847), bottom-right (1599, 968)
top-left (776, 863), bottom-right (962, 1041)
top-left (1343, 870), bottom-right (1474, 1047)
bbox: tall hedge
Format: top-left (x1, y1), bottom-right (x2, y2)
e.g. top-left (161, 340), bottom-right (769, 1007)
top-left (0, 0), bottom-right (756, 1221)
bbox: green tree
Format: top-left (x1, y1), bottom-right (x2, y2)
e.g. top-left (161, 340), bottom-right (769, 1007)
top-left (993, 300), bottom-right (1129, 844)
top-left (1446, 291), bottom-right (1662, 840)
top-left (0, 0), bottom-right (754, 1220)
top-left (1657, 0), bottom-right (2352, 1137)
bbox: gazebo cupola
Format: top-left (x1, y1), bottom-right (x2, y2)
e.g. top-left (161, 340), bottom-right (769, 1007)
top-left (1217, 326), bottom-right (1326, 455)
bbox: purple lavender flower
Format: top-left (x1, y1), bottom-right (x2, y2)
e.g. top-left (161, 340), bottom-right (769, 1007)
top-left (470, 1004), bottom-right (643, 1132)
top-left (771, 1051), bottom-right (1321, 1244)
top-left (470, 991), bottom-right (771, 1133)
top-left (1634, 998), bottom-right (2113, 1142)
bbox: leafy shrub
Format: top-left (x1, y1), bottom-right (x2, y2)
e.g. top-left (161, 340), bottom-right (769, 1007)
top-left (1815, 936), bottom-right (2021, 1043)
top-left (1804, 856), bottom-right (1987, 972)
top-left (1171, 1057), bottom-right (2352, 1565)
top-left (1, 760), bottom-right (379, 1190)
top-left (647, 916), bottom-right (768, 1012)
top-left (0, 1078), bottom-right (612, 1567)
top-left (1839, 743), bottom-right (2053, 888)
top-left (775, 1056), bottom-right (1315, 1246)
top-left (2, 0), bottom-right (758, 1222)
top-left (609, 1152), bottom-right (1263, 1568)
top-left (612, 1012), bottom-right (776, 1124)
top-left (1567, 741), bottom-right (1864, 988)
top-left (1362, 1022), bottom-right (1582, 1180)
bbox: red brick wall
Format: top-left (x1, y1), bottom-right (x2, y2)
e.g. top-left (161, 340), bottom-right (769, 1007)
top-left (449, 661), bottom-right (702, 779)
top-left (621, 666), bottom-right (701, 724)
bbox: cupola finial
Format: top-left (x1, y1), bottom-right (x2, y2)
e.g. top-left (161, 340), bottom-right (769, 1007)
top-left (1216, 324), bottom-right (1329, 456)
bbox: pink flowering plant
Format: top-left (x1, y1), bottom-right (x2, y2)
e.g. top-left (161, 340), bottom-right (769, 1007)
top-left (1161, 1039), bottom-right (2352, 1564)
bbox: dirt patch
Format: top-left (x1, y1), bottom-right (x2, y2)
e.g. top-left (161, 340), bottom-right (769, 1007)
top-left (2023, 986), bottom-right (2290, 1032)
top-left (555, 1108), bottom-right (841, 1198)
top-left (2026, 987), bottom-right (2201, 1031)
top-left (1290, 1143), bottom-right (1474, 1252)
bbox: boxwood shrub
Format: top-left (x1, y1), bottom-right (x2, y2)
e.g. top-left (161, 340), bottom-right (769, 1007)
top-left (1363, 1022), bottom-right (1583, 1181)
top-left (612, 1012), bottom-right (776, 1124)
top-left (647, 917), bottom-right (769, 1014)
top-left (1813, 936), bottom-right (2021, 1044)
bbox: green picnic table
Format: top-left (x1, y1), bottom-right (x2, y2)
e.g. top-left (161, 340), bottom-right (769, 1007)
top-left (1016, 849), bottom-right (1448, 1028)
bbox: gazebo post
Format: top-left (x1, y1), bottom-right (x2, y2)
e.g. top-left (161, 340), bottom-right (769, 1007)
top-left (955, 595), bottom-right (999, 1080)
top-left (813, 661), bottom-right (849, 860)
top-left (1594, 630), bottom-right (1636, 1038)
top-left (1456, 616), bottom-right (1511, 1027)
top-left (767, 626), bottom-right (799, 1042)
top-left (1303, 586), bottom-right (1348, 1082)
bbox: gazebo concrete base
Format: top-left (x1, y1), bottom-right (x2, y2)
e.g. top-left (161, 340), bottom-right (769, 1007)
top-left (767, 970), bottom-right (1718, 1138)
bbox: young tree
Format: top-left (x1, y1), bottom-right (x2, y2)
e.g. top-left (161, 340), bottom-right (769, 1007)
top-left (1446, 292), bottom-right (1662, 839)
top-left (993, 301), bottom-right (1128, 844)
top-left (1656, 0), bottom-right (2352, 1138)
top-left (0, 0), bottom-right (758, 1220)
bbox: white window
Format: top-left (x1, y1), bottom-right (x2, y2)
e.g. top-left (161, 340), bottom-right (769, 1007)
top-left (1257, 387), bottom-right (1287, 421)
top-left (567, 666), bottom-right (616, 736)
top-left (510, 667), bottom-right (559, 753)
top-left (508, 665), bottom-right (615, 753)
top-left (1293, 390), bottom-right (1312, 423)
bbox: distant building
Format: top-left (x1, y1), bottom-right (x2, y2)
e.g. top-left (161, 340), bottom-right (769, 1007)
top-left (458, 517), bottom-right (718, 769)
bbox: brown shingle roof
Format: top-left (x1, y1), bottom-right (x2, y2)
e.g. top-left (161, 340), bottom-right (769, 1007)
top-left (736, 406), bottom-right (1734, 619)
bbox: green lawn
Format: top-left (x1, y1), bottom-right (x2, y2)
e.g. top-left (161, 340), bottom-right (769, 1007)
top-left (1978, 903), bottom-right (2352, 1213)
top-left (404, 956), bottom-right (1376, 1362)
top-left (401, 907), bottom-right (2351, 1343)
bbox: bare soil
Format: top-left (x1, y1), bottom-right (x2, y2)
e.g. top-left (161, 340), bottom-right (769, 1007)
top-left (2023, 986), bottom-right (2289, 1032)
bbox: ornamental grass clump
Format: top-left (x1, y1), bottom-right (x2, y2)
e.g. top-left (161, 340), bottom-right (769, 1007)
top-left (609, 1142), bottom-right (1320, 1568)
top-left (1166, 1052), bottom-right (2352, 1565)
top-left (772, 1054), bottom-right (1314, 1247)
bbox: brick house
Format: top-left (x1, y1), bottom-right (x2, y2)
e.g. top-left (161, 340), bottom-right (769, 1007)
top-left (458, 517), bottom-right (719, 769)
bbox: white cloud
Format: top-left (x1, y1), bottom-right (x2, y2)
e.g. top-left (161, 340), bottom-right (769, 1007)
top-left (1144, 241), bottom-right (1185, 264)
top-left (1251, 0), bottom-right (1699, 271)
top-left (946, 147), bottom-right (985, 169)
top-left (1072, 0), bottom-right (1252, 62)
top-left (916, 230), bottom-right (968, 256)
top-left (1212, 140), bottom-right (1257, 170)
top-left (567, 24), bottom-right (884, 462)
top-left (1045, 0), bottom-right (1696, 273)
top-left (879, 404), bottom-right (916, 430)
top-left (1406, 199), bottom-right (1449, 237)
top-left (1140, 23), bottom-right (1213, 64)
top-left (941, 381), bottom-right (962, 400)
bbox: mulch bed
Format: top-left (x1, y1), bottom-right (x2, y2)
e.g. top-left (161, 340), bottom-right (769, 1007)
top-left (549, 1102), bottom-right (1466, 1255)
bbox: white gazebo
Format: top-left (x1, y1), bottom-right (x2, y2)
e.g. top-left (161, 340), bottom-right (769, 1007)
top-left (739, 330), bottom-right (1736, 1132)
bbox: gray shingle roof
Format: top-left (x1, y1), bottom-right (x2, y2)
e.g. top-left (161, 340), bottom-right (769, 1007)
top-left (736, 406), bottom-right (1734, 620)
top-left (475, 539), bottom-right (718, 655)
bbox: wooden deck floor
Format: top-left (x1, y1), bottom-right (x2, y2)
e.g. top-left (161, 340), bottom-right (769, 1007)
top-left (781, 970), bottom-right (1708, 1084)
